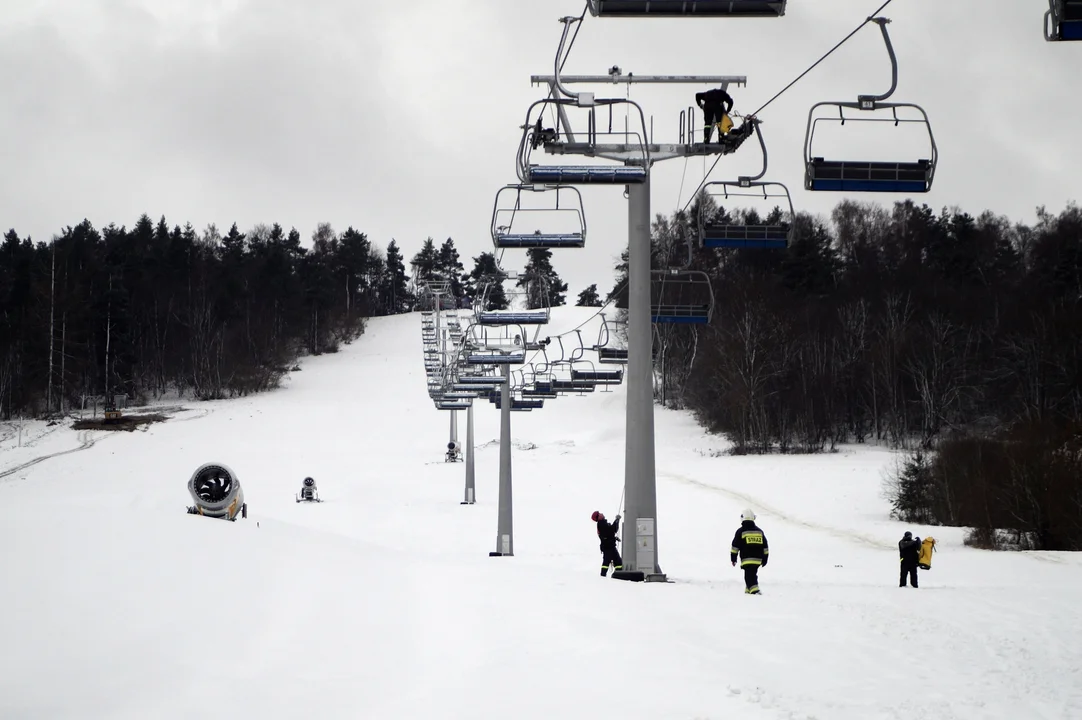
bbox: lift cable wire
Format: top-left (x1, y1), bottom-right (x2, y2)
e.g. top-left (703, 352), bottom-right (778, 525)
top-left (678, 0), bottom-right (896, 215)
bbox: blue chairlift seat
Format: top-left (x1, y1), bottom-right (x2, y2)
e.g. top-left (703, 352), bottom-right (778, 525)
top-left (701, 223), bottom-right (790, 249)
top-left (589, 0), bottom-right (786, 16)
top-left (522, 387), bottom-right (559, 398)
top-left (652, 305), bottom-right (712, 324)
top-left (435, 401), bottom-right (472, 410)
top-left (552, 379), bottom-right (597, 393)
top-left (1048, 0), bottom-right (1082, 39)
top-left (476, 310), bottom-right (550, 325)
top-left (571, 368), bottom-right (624, 384)
top-left (456, 375), bottom-right (506, 385)
top-left (525, 165), bottom-right (647, 185)
top-left (490, 397), bottom-right (545, 410)
top-left (805, 158), bottom-right (932, 193)
top-left (467, 351), bottom-right (526, 365)
top-left (597, 347), bottom-right (629, 364)
top-left (494, 233), bottom-right (585, 249)
top-left (440, 392), bottom-right (478, 400)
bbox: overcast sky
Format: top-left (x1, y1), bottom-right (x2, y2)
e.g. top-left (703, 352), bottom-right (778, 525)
top-left (1, 0), bottom-right (1079, 297)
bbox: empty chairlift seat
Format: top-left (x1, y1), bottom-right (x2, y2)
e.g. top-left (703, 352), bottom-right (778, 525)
top-left (571, 367), bottom-right (624, 384)
top-left (597, 347), bottom-right (629, 363)
top-left (490, 184), bottom-right (587, 250)
top-left (588, 0), bottom-right (786, 17)
top-left (524, 165), bottom-right (648, 185)
top-left (592, 314), bottom-right (629, 364)
top-left (467, 349), bottom-right (527, 365)
top-left (803, 18), bottom-right (938, 194)
top-left (551, 378), bottom-right (597, 393)
top-left (475, 309), bottom-right (550, 326)
top-left (805, 158), bottom-right (933, 193)
top-left (700, 180), bottom-right (794, 249)
top-left (435, 400), bottom-right (473, 411)
top-left (1047, 0), bottom-right (1082, 39)
top-left (516, 97), bottom-right (651, 187)
top-left (650, 270), bottom-right (715, 324)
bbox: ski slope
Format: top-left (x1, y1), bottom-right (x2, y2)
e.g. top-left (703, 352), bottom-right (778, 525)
top-left (2, 306), bottom-right (1080, 720)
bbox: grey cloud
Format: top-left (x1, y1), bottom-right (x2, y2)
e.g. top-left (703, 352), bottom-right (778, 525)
top-left (0, 0), bottom-right (1079, 297)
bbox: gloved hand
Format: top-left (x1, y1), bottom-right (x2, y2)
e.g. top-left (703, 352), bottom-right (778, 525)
top-left (615, 514), bottom-right (621, 522)
top-left (731, 561), bottom-right (736, 567)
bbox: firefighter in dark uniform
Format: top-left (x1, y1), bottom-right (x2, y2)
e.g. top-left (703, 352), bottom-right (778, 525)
top-left (592, 510), bottom-right (623, 577)
top-left (695, 86), bottom-right (735, 144)
top-left (730, 508), bottom-right (768, 594)
top-left (899, 531), bottom-right (921, 588)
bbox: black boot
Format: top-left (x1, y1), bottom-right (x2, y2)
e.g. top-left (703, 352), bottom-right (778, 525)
top-left (601, 568), bottom-right (608, 577)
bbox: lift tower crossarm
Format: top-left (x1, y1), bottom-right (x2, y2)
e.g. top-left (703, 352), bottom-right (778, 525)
top-left (532, 74), bottom-right (747, 87)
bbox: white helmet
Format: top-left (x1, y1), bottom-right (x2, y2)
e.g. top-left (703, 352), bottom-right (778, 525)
top-left (741, 508), bottom-right (756, 521)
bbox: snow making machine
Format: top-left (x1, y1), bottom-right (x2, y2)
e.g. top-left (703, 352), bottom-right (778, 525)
top-left (186, 462), bottom-right (247, 521)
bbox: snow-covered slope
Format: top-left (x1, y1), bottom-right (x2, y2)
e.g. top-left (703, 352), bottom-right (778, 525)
top-left (2, 307), bottom-right (1080, 720)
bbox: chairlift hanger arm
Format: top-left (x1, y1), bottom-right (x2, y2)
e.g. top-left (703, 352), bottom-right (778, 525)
top-left (858, 17), bottom-right (898, 106)
top-left (554, 16), bottom-right (585, 101)
top-left (741, 119), bottom-right (767, 183)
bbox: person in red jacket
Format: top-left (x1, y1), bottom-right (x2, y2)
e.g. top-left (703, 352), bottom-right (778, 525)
top-left (592, 510), bottom-right (623, 577)
top-left (730, 508), bottom-right (769, 594)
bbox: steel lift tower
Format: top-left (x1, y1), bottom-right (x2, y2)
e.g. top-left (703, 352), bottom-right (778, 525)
top-left (524, 16), bottom-right (755, 581)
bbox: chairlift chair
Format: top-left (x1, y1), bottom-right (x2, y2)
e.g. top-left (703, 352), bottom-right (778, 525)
top-left (522, 373), bottom-right (560, 399)
top-left (1046, 0), bottom-right (1082, 40)
top-left (570, 360), bottom-right (623, 393)
top-left (491, 184), bottom-right (587, 250)
top-left (474, 273), bottom-right (552, 326)
top-left (588, 0), bottom-right (786, 17)
top-left (593, 314), bottom-right (629, 364)
top-left (435, 400), bottom-right (473, 411)
top-left (615, 266), bottom-right (716, 324)
top-left (650, 269), bottom-right (715, 323)
top-left (551, 377), bottom-right (598, 394)
top-left (699, 119), bottom-right (794, 249)
top-left (803, 18), bottom-right (938, 194)
top-left (516, 97), bottom-right (650, 186)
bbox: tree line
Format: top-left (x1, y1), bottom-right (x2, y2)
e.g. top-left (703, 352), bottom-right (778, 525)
top-left (608, 195), bottom-right (1081, 549)
top-left (0, 215), bottom-right (577, 417)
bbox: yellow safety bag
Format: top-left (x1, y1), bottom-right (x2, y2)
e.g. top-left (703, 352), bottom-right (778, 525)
top-left (918, 536), bottom-right (936, 570)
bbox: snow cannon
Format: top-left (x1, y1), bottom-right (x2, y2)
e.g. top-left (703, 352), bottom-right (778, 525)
top-left (187, 462), bottom-right (247, 521)
top-left (446, 440), bottom-right (461, 462)
top-left (918, 536), bottom-right (936, 570)
top-left (296, 476), bottom-right (321, 503)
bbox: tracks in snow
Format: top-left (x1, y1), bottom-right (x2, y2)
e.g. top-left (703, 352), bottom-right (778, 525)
top-left (659, 470), bottom-right (894, 551)
top-left (0, 430), bottom-right (104, 480)
top-left (0, 406), bottom-right (212, 482)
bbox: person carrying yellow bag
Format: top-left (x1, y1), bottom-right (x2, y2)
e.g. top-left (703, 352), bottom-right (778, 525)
top-left (898, 531), bottom-right (921, 588)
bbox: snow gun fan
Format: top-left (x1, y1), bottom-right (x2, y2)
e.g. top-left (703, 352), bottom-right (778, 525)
top-left (187, 462), bottom-right (247, 520)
